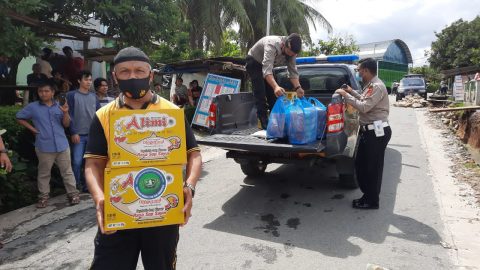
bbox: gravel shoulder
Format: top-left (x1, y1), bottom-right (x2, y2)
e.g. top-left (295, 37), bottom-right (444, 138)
top-left (416, 107), bottom-right (480, 269)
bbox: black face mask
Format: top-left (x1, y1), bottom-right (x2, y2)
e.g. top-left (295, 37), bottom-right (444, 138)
top-left (117, 77), bottom-right (150, 99)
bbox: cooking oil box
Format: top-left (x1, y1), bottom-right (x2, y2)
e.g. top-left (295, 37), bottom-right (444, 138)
top-left (108, 109), bottom-right (187, 168)
top-left (103, 165), bottom-right (184, 231)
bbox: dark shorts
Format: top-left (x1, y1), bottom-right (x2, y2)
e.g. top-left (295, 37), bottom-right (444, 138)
top-left (90, 225), bottom-right (179, 270)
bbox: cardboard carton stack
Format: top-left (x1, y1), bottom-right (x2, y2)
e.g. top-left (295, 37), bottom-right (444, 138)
top-left (104, 109), bottom-right (186, 231)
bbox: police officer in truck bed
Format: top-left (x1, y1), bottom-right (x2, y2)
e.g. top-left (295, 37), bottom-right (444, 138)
top-left (246, 34), bottom-right (305, 129)
top-left (335, 57), bottom-right (391, 209)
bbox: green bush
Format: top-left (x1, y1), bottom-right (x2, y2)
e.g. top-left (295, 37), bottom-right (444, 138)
top-left (0, 150), bottom-right (38, 213)
top-left (0, 106), bottom-right (25, 143)
top-left (0, 105), bottom-right (36, 160)
top-left (427, 82), bottom-right (440, 93)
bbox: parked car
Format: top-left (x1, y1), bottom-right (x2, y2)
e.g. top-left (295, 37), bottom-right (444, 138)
top-left (396, 74), bottom-right (427, 101)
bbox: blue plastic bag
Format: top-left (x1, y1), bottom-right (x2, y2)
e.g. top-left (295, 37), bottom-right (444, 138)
top-left (286, 97), bottom-right (318, 144)
top-left (267, 96), bottom-right (290, 139)
top-left (308, 97), bottom-right (327, 139)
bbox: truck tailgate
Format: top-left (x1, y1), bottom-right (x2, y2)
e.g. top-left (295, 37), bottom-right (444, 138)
top-left (197, 133), bottom-right (325, 153)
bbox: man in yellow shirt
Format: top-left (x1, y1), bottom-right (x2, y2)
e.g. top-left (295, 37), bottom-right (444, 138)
top-left (84, 47), bottom-right (202, 270)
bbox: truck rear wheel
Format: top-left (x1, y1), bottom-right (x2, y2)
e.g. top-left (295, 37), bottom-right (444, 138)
top-left (339, 172), bottom-right (359, 189)
top-left (239, 160), bottom-right (267, 177)
top-left (336, 157), bottom-right (359, 189)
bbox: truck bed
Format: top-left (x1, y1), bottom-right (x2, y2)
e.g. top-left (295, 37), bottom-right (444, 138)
top-left (197, 127), bottom-right (325, 153)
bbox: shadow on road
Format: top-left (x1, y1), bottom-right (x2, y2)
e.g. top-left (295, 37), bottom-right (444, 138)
top-left (0, 207), bottom-right (96, 266)
top-left (204, 147), bottom-right (441, 258)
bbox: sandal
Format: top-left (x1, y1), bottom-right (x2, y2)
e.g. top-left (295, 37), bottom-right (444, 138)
top-left (68, 193), bottom-right (80, 205)
top-left (36, 197), bottom-right (48, 208)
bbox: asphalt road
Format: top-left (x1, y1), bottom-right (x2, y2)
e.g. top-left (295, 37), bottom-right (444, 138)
top-left (0, 98), bottom-right (459, 269)
top-left (176, 99), bottom-right (453, 269)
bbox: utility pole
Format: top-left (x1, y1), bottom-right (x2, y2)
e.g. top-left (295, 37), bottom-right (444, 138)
top-left (266, 0), bottom-right (271, 35)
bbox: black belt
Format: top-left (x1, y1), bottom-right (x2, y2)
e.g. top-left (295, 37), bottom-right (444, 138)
top-left (360, 122), bottom-right (389, 132)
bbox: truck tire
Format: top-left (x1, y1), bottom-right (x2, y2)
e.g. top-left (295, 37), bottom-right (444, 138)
top-left (339, 172), bottom-right (359, 189)
top-left (336, 157), bottom-right (359, 189)
top-left (240, 160), bottom-right (267, 177)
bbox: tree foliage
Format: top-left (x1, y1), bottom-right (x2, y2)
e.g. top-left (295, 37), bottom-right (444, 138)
top-left (216, 30), bottom-right (243, 57)
top-left (239, 0), bottom-right (332, 49)
top-left (89, 0), bottom-right (180, 51)
top-left (302, 34), bottom-right (359, 56)
top-left (0, 0), bottom-right (180, 59)
top-left (177, 0), bottom-right (332, 54)
top-left (177, 0), bottom-right (252, 53)
top-left (0, 0), bottom-right (46, 59)
top-left (429, 16), bottom-right (480, 70)
top-left (0, 0), bottom-right (332, 63)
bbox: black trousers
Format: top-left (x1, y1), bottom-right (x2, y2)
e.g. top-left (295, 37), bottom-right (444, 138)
top-left (245, 55), bottom-right (277, 119)
top-left (355, 126), bottom-right (392, 204)
top-left (90, 225), bottom-right (179, 270)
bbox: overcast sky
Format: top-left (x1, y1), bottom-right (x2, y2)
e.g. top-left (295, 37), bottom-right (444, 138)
top-left (307, 0), bottom-right (479, 66)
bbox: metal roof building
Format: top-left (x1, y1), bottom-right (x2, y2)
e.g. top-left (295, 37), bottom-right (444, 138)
top-left (357, 39), bottom-right (413, 90)
top-left (358, 39), bottom-right (413, 65)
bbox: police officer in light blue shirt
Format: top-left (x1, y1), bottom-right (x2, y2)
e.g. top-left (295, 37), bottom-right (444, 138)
top-left (246, 34), bottom-right (305, 129)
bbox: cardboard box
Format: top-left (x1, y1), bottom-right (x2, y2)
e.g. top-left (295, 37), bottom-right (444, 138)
top-left (109, 109), bottom-right (187, 168)
top-left (104, 165), bottom-right (185, 231)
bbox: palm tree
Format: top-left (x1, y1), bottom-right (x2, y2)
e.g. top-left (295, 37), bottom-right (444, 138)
top-left (239, 0), bottom-right (332, 49)
top-left (177, 0), bottom-right (252, 53)
top-left (178, 0), bottom-right (331, 55)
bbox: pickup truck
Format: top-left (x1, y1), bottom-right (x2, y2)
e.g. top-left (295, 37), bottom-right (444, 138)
top-left (197, 61), bottom-right (362, 188)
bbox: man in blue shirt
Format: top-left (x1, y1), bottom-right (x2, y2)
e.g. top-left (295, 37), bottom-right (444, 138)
top-left (16, 82), bottom-right (79, 208)
top-left (67, 70), bottom-right (100, 192)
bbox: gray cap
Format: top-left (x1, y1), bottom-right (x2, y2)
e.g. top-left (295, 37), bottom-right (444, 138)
top-left (113, 47), bottom-right (150, 66)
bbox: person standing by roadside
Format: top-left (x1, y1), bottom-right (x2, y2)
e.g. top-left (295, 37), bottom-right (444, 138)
top-left (84, 47), bottom-right (202, 270)
top-left (67, 70), bottom-right (100, 192)
top-left (172, 77), bottom-right (188, 107)
top-left (41, 48), bottom-right (66, 73)
top-left (335, 57), bottom-right (391, 209)
top-left (246, 33), bottom-right (305, 129)
top-left (37, 52), bottom-right (53, 78)
top-left (27, 63), bottom-right (49, 102)
top-left (63, 46), bottom-right (85, 90)
top-left (0, 132), bottom-right (12, 249)
top-left (440, 81), bottom-right (448, 95)
top-left (187, 79), bottom-right (203, 107)
top-left (51, 70), bottom-right (71, 99)
top-left (391, 80), bottom-right (399, 95)
top-left (94, 78), bottom-right (114, 107)
top-left (16, 82), bottom-right (80, 208)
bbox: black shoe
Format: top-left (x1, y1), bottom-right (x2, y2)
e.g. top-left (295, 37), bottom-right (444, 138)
top-left (352, 200), bottom-right (379, 209)
top-left (352, 196), bottom-right (366, 206)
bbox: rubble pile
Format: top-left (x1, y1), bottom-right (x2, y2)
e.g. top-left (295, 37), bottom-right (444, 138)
top-left (393, 94), bottom-right (428, 108)
top-left (436, 111), bottom-right (460, 131)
